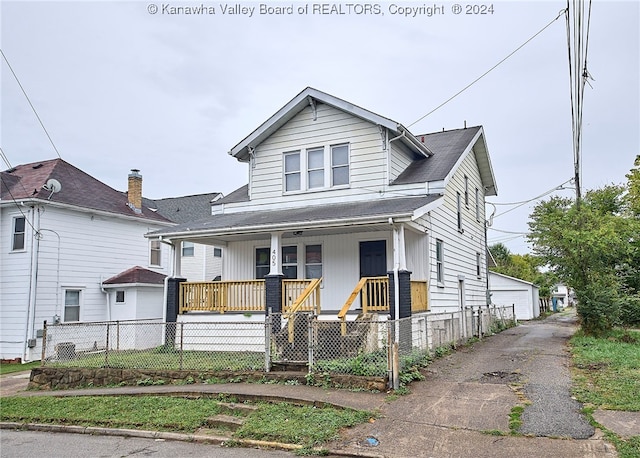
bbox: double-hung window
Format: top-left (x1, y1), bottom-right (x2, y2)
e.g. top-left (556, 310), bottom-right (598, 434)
top-left (64, 289), bottom-right (81, 322)
top-left (475, 188), bottom-right (481, 221)
top-left (12, 216), bottom-right (26, 251)
top-left (307, 148), bottom-right (324, 189)
top-left (331, 144), bottom-right (349, 186)
top-left (436, 239), bottom-right (445, 285)
top-left (182, 241), bottom-right (194, 257)
top-left (305, 245), bottom-right (322, 279)
top-left (150, 240), bottom-right (162, 266)
top-left (456, 192), bottom-right (463, 232)
top-left (284, 152), bottom-right (301, 192)
top-left (284, 144), bottom-right (349, 192)
top-left (476, 252), bottom-right (482, 278)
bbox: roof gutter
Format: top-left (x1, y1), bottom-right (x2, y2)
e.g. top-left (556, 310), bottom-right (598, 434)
top-left (397, 125), bottom-right (433, 157)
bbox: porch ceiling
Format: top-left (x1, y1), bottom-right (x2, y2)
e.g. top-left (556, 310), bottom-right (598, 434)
top-left (148, 195), bottom-right (441, 243)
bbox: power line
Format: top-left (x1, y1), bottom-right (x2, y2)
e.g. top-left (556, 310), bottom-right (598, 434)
top-left (487, 178), bottom-right (574, 206)
top-left (0, 48), bottom-right (62, 159)
top-left (407, 9), bottom-right (567, 128)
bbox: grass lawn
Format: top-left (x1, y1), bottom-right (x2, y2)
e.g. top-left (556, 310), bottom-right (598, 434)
top-left (0, 361), bottom-right (40, 376)
top-left (47, 349), bottom-right (265, 371)
top-left (0, 395), bottom-right (371, 451)
top-left (570, 328), bottom-right (640, 458)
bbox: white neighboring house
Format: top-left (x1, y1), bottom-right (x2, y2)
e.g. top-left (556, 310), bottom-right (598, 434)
top-left (551, 283), bottom-right (573, 310)
top-left (0, 159), bottom-right (174, 362)
top-left (148, 87), bottom-right (499, 320)
top-left (144, 193), bottom-right (224, 281)
top-left (489, 271), bottom-right (540, 320)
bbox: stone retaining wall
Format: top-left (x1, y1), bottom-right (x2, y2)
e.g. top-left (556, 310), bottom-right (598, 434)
top-left (28, 367), bottom-right (386, 392)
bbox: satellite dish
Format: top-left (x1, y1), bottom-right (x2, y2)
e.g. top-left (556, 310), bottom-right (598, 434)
top-left (45, 178), bottom-right (62, 193)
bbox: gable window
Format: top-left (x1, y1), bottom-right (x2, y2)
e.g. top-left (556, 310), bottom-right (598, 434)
top-left (331, 144), bottom-right (349, 186)
top-left (475, 187), bottom-right (481, 221)
top-left (214, 247), bottom-right (222, 257)
top-left (305, 245), bottom-right (322, 279)
top-left (284, 144), bottom-right (350, 193)
top-left (456, 192), bottom-right (463, 232)
top-left (12, 216), bottom-right (26, 251)
top-left (182, 241), bottom-right (194, 257)
top-left (307, 148), bottom-right (324, 189)
top-left (64, 289), bottom-right (81, 322)
top-left (116, 290), bottom-right (125, 303)
top-left (476, 252), bottom-right (482, 278)
top-left (436, 239), bottom-right (444, 285)
top-left (284, 152), bottom-right (301, 191)
top-left (150, 240), bottom-right (161, 266)
top-left (464, 176), bottom-right (469, 207)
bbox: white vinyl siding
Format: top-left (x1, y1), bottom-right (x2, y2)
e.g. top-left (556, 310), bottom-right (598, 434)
top-left (389, 140), bottom-right (417, 182)
top-left (428, 149), bottom-right (487, 312)
top-left (248, 103), bottom-right (385, 206)
top-left (180, 244), bottom-right (223, 281)
top-left (223, 231), bottom-right (392, 312)
top-left (0, 204), bottom-right (168, 361)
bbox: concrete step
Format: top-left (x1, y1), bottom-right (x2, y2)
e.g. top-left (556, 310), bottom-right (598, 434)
top-left (206, 414), bottom-right (246, 431)
top-left (217, 401), bottom-right (259, 415)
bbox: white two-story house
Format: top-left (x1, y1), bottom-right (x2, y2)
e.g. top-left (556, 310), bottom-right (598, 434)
top-left (0, 159), bottom-right (175, 362)
top-left (148, 87), bottom-right (498, 325)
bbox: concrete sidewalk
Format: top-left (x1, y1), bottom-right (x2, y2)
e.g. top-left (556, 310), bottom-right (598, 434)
top-left (2, 311), bottom-right (638, 457)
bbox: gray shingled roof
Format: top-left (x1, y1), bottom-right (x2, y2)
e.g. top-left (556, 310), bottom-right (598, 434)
top-left (103, 266), bottom-right (166, 285)
top-left (1, 159), bottom-right (172, 223)
top-left (144, 193), bottom-right (221, 224)
top-left (393, 127), bottom-right (482, 185)
top-left (213, 185), bottom-right (249, 206)
top-left (150, 195), bottom-right (441, 237)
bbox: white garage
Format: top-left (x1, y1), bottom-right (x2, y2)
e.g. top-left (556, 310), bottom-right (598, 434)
top-left (489, 271), bottom-right (540, 320)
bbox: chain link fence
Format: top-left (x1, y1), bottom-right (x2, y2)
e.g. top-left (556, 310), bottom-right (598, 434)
top-left (42, 319), bottom-right (267, 371)
top-left (42, 305), bottom-right (515, 383)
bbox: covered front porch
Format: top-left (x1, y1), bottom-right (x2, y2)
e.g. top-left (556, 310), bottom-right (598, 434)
top-left (150, 195), bottom-right (441, 325)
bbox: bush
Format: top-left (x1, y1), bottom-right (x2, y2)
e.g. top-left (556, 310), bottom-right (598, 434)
top-left (619, 294), bottom-right (640, 327)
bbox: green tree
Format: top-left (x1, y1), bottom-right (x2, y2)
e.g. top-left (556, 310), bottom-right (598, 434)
top-left (527, 182), bottom-right (640, 335)
top-left (626, 155), bottom-right (640, 217)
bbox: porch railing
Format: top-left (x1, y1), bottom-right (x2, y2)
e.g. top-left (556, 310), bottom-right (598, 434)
top-left (179, 280), bottom-right (265, 314)
top-left (282, 279), bottom-right (321, 315)
top-left (337, 276), bottom-right (389, 335)
top-left (283, 278), bottom-right (322, 343)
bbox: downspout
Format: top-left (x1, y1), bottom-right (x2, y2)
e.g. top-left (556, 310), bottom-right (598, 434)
top-left (24, 206), bottom-right (41, 362)
top-left (100, 277), bottom-right (111, 322)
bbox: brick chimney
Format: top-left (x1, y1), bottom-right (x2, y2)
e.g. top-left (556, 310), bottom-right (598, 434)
top-left (127, 169), bottom-right (142, 214)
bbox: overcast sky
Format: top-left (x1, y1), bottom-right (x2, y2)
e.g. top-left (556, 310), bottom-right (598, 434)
top-left (2, 1), bottom-right (638, 253)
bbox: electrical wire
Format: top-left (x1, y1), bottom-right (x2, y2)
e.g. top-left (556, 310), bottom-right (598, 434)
top-left (1, 48), bottom-right (62, 159)
top-left (407, 9), bottom-right (567, 128)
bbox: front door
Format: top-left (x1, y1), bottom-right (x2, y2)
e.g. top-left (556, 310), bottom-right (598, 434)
top-left (359, 240), bottom-right (387, 278)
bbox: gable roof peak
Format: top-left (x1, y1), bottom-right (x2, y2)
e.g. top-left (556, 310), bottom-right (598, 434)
top-left (228, 87), bottom-right (432, 161)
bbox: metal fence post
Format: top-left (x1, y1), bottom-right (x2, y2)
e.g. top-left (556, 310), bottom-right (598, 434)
top-left (41, 320), bottom-right (47, 365)
top-left (512, 304), bottom-right (517, 325)
top-left (116, 321), bottom-right (120, 351)
top-left (307, 314), bottom-right (313, 374)
top-left (105, 323), bottom-right (110, 367)
top-left (265, 314), bottom-right (271, 373)
top-left (179, 322), bottom-right (184, 371)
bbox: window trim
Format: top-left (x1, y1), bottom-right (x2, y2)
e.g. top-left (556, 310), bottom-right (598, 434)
top-left (63, 289), bottom-right (82, 322)
top-left (464, 175), bottom-right (469, 207)
top-left (11, 216), bottom-right (26, 251)
top-left (283, 144), bottom-right (350, 194)
top-left (475, 187), bottom-right (481, 222)
top-left (436, 239), bottom-right (445, 286)
top-left (304, 244), bottom-right (323, 279)
top-left (456, 192), bottom-right (463, 233)
top-left (181, 241), bottom-right (195, 257)
top-left (115, 290), bottom-right (126, 303)
top-left (150, 240), bottom-right (162, 266)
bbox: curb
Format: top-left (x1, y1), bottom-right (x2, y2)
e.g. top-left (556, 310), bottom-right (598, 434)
top-left (0, 422), bottom-right (384, 458)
